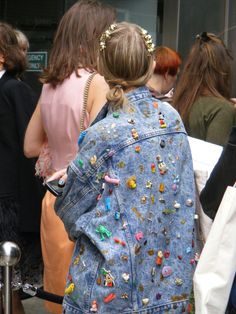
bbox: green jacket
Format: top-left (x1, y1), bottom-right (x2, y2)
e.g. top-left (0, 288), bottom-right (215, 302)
top-left (187, 96), bottom-right (236, 146)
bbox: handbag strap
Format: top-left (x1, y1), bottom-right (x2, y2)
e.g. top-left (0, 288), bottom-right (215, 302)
top-left (80, 72), bottom-right (97, 132)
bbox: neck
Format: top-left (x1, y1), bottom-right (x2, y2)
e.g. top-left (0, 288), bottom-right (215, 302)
top-left (148, 74), bottom-right (165, 95)
top-left (124, 86), bottom-right (137, 93)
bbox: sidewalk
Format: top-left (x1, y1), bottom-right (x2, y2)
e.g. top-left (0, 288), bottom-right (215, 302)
top-left (23, 297), bottom-right (50, 314)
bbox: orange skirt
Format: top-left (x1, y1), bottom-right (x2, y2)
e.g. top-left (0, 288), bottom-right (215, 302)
top-left (41, 191), bottom-right (74, 314)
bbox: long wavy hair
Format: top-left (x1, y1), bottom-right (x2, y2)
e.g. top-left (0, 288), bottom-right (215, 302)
top-left (0, 22), bottom-right (26, 76)
top-left (41, 0), bottom-right (116, 87)
top-left (173, 32), bottom-right (233, 124)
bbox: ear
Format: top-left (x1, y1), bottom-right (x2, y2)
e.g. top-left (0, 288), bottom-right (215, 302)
top-left (152, 60), bottom-right (156, 71)
top-left (163, 71), bottom-right (169, 80)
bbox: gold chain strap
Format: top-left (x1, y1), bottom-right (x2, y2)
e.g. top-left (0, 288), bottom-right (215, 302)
top-left (80, 72), bottom-right (97, 132)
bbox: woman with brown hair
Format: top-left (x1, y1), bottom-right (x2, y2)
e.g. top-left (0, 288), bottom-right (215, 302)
top-left (0, 22), bottom-right (44, 314)
top-left (173, 32), bottom-right (236, 146)
top-left (24, 1), bottom-right (116, 313)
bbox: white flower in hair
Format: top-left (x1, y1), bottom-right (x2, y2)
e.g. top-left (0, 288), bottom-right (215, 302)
top-left (140, 27), bottom-right (155, 53)
top-left (99, 24), bottom-right (118, 51)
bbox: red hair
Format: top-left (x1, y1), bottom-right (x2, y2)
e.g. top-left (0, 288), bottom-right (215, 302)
top-left (154, 46), bottom-right (181, 76)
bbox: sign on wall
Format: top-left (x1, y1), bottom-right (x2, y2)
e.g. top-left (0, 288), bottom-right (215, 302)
top-left (26, 52), bottom-right (48, 72)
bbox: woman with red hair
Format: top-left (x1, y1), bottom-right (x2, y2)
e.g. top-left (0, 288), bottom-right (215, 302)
top-left (148, 46), bottom-right (181, 101)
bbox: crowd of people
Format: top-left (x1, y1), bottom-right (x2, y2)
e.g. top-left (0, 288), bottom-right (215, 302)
top-left (0, 0), bottom-right (235, 313)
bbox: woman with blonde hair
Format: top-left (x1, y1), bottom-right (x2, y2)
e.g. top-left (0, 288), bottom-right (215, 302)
top-left (24, 1), bottom-right (116, 313)
top-left (55, 22), bottom-right (196, 314)
top-left (14, 29), bottom-right (29, 56)
top-left (173, 32), bottom-right (235, 146)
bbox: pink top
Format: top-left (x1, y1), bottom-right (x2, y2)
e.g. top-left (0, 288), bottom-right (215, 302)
top-left (39, 69), bottom-right (92, 174)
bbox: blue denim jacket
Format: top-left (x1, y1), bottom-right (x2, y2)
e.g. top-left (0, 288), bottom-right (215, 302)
top-left (55, 86), bottom-right (196, 314)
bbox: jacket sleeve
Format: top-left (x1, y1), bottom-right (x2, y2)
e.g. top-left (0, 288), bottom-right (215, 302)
top-left (55, 157), bottom-right (107, 241)
top-left (11, 80), bottom-right (37, 147)
top-left (200, 126), bottom-right (236, 219)
top-left (205, 103), bottom-right (235, 146)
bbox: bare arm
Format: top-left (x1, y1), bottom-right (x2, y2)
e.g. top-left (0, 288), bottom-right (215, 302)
top-left (24, 101), bottom-right (46, 158)
top-left (87, 74), bottom-right (109, 124)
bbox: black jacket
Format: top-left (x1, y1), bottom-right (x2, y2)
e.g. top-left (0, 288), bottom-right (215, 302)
top-left (0, 71), bottom-right (45, 232)
top-left (200, 126), bottom-right (236, 219)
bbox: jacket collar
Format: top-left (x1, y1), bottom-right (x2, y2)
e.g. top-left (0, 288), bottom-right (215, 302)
top-left (125, 85), bottom-right (151, 102)
top-left (0, 69), bottom-right (6, 79)
top-left (0, 71), bottom-right (14, 88)
top-left (91, 86), bottom-right (152, 127)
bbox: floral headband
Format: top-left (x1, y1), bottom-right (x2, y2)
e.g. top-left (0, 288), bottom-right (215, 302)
top-left (140, 28), bottom-right (155, 53)
top-left (99, 23), bottom-right (155, 54)
top-left (100, 23), bottom-right (117, 51)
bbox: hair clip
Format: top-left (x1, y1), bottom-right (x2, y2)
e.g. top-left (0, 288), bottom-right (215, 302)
top-left (100, 24), bottom-right (117, 51)
top-left (114, 84), bottom-right (122, 89)
top-left (100, 24), bottom-right (155, 54)
top-left (196, 32), bottom-right (210, 42)
top-left (140, 28), bottom-right (155, 53)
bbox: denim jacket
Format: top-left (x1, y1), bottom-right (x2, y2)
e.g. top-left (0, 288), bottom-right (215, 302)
top-left (55, 86), bottom-right (196, 314)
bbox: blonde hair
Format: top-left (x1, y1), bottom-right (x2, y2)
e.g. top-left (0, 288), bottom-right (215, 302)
top-left (14, 29), bottom-right (29, 55)
top-left (98, 22), bottom-right (155, 108)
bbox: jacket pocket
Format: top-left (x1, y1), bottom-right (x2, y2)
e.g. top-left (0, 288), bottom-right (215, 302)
top-left (65, 235), bottom-right (103, 312)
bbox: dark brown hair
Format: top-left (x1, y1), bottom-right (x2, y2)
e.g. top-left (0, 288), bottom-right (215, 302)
top-left (154, 46), bottom-right (181, 76)
top-left (0, 22), bottom-right (26, 76)
top-left (173, 32), bottom-right (233, 124)
top-left (41, 0), bottom-right (116, 87)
